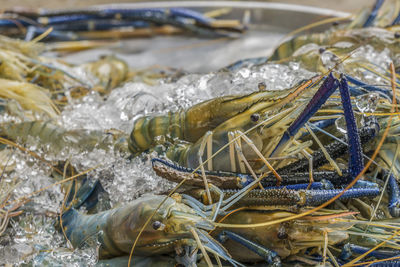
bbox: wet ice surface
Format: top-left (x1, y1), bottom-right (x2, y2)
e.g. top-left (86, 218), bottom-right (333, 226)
top-left (349, 45), bottom-right (393, 84)
top-left (61, 62), bottom-right (315, 133)
top-left (0, 44), bottom-right (393, 265)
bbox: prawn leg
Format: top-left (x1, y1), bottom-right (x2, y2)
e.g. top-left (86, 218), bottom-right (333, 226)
top-left (197, 131), bottom-right (213, 205)
top-left (217, 230), bottom-right (281, 266)
top-left (234, 130), bottom-right (282, 185)
top-left (295, 140), bottom-right (314, 187)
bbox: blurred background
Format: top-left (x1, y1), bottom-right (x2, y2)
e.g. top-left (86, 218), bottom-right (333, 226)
top-left (2, 0), bottom-right (375, 71)
top-left (4, 0), bottom-right (374, 13)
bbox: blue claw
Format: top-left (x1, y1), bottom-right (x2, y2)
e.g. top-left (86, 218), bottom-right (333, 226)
top-left (392, 11), bottom-right (400, 25)
top-left (344, 74), bottom-right (392, 97)
top-left (340, 243), bottom-right (400, 261)
top-left (388, 173), bottom-right (400, 217)
top-left (271, 74), bottom-right (368, 180)
top-left (38, 14), bottom-right (97, 25)
top-left (25, 26), bottom-right (79, 41)
top-left (98, 8), bottom-right (165, 19)
top-left (169, 8), bottom-right (212, 25)
top-left (353, 180), bottom-right (380, 189)
top-left (363, 0), bottom-right (385, 27)
top-left (51, 20), bottom-right (150, 31)
top-left (369, 259), bottom-right (400, 266)
top-left (217, 230), bottom-right (281, 266)
top-left (271, 73), bottom-right (340, 157)
top-left (305, 187), bottom-right (380, 206)
top-left (239, 171), bottom-right (350, 188)
top-left (6, 7), bottom-right (241, 41)
top-left (199, 186), bottom-right (380, 207)
top-left (339, 76), bottom-right (364, 178)
top-left (0, 18), bottom-right (33, 28)
top-left (339, 243), bottom-right (353, 261)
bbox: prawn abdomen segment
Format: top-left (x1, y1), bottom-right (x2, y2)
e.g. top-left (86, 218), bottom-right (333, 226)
top-left (129, 112), bottom-right (184, 154)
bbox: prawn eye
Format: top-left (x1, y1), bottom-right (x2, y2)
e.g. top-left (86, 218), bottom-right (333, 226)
top-left (152, 221), bottom-right (165, 230)
top-left (250, 113), bottom-right (260, 122)
top-left (395, 32), bottom-right (400, 38)
top-left (277, 232), bottom-right (288, 239)
top-left (319, 47), bottom-right (326, 54)
top-left (258, 82), bottom-right (267, 91)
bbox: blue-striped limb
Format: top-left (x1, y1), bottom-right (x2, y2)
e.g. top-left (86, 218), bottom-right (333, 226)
top-left (180, 182), bottom-right (380, 217)
top-left (340, 243), bottom-right (400, 261)
top-left (217, 230), bottom-right (281, 266)
top-left (152, 157), bottom-right (351, 189)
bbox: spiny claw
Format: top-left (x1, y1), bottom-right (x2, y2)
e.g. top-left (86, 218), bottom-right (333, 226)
top-left (388, 172), bottom-right (400, 217)
top-left (271, 73), bottom-right (368, 181)
top-left (270, 73), bottom-right (339, 157)
top-left (338, 75), bottom-right (364, 178)
top-left (343, 243), bottom-right (400, 261)
top-left (304, 187), bottom-right (380, 206)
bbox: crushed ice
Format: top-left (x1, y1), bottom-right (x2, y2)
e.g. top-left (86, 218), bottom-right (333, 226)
top-left (0, 43), bottom-right (392, 265)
